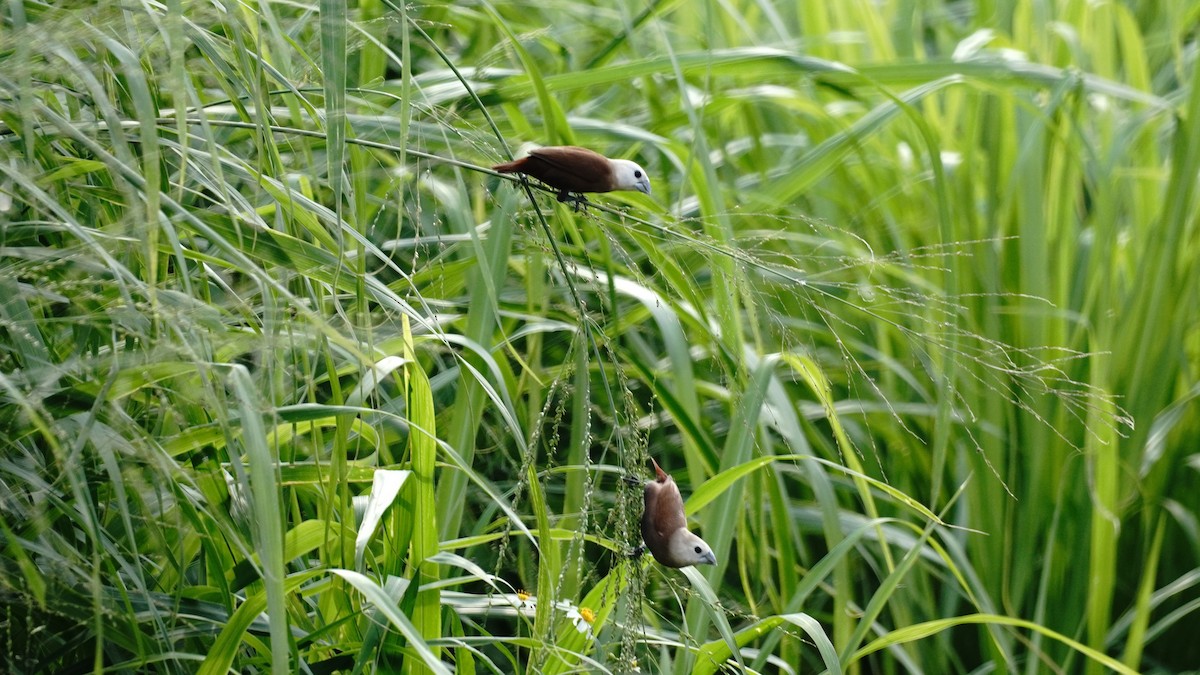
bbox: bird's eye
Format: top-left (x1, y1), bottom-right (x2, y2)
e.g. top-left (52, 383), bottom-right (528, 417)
top-left (694, 546), bottom-right (702, 554)
top-left (634, 170), bottom-right (642, 178)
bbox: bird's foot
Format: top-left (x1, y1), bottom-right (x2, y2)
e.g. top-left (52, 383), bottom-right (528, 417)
top-left (621, 473), bottom-right (642, 487)
top-left (557, 191), bottom-right (591, 213)
top-left (627, 545), bottom-right (645, 560)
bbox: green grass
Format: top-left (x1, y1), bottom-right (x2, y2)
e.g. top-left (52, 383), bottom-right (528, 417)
top-left (1, 0), bottom-right (1198, 672)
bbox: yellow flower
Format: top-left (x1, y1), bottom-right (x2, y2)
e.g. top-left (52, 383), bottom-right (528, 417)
top-left (562, 603), bottom-right (595, 638)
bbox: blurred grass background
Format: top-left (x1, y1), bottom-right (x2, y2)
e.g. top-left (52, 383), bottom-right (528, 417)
top-left (1, 0), bottom-right (1198, 672)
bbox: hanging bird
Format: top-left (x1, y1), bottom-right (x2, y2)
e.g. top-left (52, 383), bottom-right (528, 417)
top-left (492, 146), bottom-right (651, 209)
top-left (636, 458), bottom-right (717, 568)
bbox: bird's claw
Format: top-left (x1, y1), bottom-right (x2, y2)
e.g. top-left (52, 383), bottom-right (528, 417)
top-left (557, 191), bottom-right (591, 213)
top-left (621, 473), bottom-right (642, 487)
top-left (627, 545), bottom-right (645, 560)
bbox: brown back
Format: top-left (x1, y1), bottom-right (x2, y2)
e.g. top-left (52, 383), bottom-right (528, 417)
top-left (642, 461), bottom-right (686, 550)
top-left (493, 146), bottom-right (616, 193)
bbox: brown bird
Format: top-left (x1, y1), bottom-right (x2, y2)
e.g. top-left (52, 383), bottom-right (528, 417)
top-left (637, 458), bottom-right (717, 568)
top-left (492, 146), bottom-right (651, 208)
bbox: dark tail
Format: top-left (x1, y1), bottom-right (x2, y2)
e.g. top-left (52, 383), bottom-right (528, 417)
top-left (492, 159), bottom-right (524, 173)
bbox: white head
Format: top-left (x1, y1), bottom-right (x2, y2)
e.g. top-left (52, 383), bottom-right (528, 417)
top-left (669, 530), bottom-right (717, 566)
top-left (610, 159), bottom-right (652, 195)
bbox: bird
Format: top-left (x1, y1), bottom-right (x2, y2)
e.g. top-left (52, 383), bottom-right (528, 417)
top-left (492, 146), bottom-right (651, 209)
top-left (634, 458), bottom-right (718, 568)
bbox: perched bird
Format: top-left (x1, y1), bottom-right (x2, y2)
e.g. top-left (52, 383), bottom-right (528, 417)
top-left (636, 458), bottom-right (717, 568)
top-left (492, 146), bottom-right (651, 209)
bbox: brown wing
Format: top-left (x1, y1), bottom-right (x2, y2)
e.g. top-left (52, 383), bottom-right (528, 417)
top-left (643, 458), bottom-right (686, 535)
top-left (649, 474), bottom-right (687, 537)
top-left (642, 468), bottom-right (689, 566)
top-left (493, 146), bottom-right (616, 194)
top-left (641, 481), bottom-right (669, 562)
